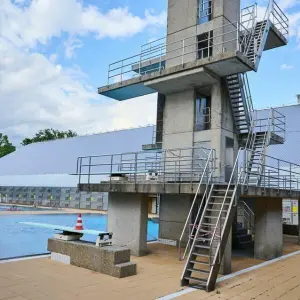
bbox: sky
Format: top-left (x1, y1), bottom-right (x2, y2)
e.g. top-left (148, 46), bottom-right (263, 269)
top-left (0, 0), bottom-right (299, 146)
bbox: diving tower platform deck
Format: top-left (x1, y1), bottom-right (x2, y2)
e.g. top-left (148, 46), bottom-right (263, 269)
top-left (98, 20), bottom-right (287, 101)
top-left (99, 51), bottom-right (254, 101)
top-left (78, 182), bottom-right (300, 199)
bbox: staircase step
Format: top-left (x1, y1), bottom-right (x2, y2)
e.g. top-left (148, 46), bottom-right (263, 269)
top-left (192, 252), bottom-right (209, 258)
top-left (187, 268), bottom-right (210, 274)
top-left (206, 208), bottom-right (228, 212)
top-left (204, 215), bottom-right (226, 219)
top-left (194, 244), bottom-right (210, 250)
top-left (184, 276), bottom-right (207, 284)
top-left (236, 234), bottom-right (252, 243)
top-left (190, 260), bottom-right (209, 266)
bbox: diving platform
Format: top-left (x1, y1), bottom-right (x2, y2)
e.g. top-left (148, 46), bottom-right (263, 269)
top-left (98, 7), bottom-right (288, 101)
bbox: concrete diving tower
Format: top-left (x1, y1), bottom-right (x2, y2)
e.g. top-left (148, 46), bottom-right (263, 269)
top-left (99, 4), bottom-right (287, 101)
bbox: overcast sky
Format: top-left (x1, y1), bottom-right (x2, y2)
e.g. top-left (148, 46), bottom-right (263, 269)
top-left (0, 0), bottom-right (299, 146)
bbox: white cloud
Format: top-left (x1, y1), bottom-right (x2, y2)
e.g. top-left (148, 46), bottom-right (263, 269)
top-left (64, 36), bottom-right (83, 59)
top-left (1, 0), bottom-right (167, 56)
top-left (280, 63), bottom-right (294, 69)
top-left (0, 0), bottom-right (159, 145)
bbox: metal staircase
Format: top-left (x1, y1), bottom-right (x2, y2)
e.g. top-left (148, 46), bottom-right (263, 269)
top-left (246, 20), bottom-right (268, 66)
top-left (226, 0), bottom-right (275, 137)
top-left (179, 0), bottom-right (288, 293)
top-left (181, 151), bottom-right (243, 292)
top-left (226, 73), bottom-right (253, 135)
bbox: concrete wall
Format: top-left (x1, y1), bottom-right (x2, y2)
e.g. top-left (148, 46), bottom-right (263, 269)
top-left (162, 79), bottom-right (236, 182)
top-left (159, 194), bottom-right (193, 244)
top-left (166, 0), bottom-right (198, 68)
top-left (107, 193), bottom-right (148, 256)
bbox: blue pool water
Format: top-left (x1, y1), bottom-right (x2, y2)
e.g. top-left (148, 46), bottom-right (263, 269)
top-left (0, 205), bottom-right (55, 212)
top-left (0, 214), bottom-right (159, 259)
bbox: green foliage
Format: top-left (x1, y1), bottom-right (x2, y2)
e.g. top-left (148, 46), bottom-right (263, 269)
top-left (0, 133), bottom-right (16, 158)
top-left (21, 128), bottom-right (78, 146)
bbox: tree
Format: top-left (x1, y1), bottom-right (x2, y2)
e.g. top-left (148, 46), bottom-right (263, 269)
top-left (21, 128), bottom-right (78, 146)
top-left (0, 133), bottom-right (16, 158)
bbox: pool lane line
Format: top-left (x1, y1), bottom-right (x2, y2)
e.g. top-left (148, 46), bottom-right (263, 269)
top-left (157, 249), bottom-right (300, 299)
top-left (0, 253), bottom-right (51, 264)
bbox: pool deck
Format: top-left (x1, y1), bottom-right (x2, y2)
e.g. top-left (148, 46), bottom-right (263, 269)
top-left (0, 205), bottom-right (158, 218)
top-left (1, 238), bottom-right (300, 300)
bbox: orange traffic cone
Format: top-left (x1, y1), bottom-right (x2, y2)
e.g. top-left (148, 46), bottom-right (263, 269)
top-left (75, 213), bottom-right (83, 230)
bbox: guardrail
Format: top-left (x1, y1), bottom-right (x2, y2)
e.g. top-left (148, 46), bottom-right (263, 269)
top-left (76, 146), bottom-right (215, 188)
top-left (253, 108), bottom-right (286, 141)
top-left (107, 20), bottom-right (252, 85)
top-left (270, 0), bottom-right (289, 38)
top-left (241, 148), bottom-right (300, 192)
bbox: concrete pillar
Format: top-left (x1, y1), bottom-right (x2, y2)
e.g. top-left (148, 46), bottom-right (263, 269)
top-left (159, 194), bottom-right (192, 245)
top-left (107, 193), bottom-right (148, 256)
top-left (219, 228), bottom-right (232, 275)
top-left (254, 198), bottom-right (283, 260)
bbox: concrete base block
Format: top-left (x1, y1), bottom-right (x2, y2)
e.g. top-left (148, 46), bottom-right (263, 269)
top-left (48, 239), bottom-right (136, 278)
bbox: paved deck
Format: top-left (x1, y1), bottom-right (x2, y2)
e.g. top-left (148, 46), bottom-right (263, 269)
top-left (1, 240), bottom-right (300, 300)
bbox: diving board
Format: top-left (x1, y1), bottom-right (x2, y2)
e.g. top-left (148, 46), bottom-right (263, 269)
top-left (20, 222), bottom-right (113, 247)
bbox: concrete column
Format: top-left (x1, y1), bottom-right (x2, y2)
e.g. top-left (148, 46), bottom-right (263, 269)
top-left (219, 228), bottom-right (232, 275)
top-left (107, 193), bottom-right (148, 256)
top-left (254, 198), bottom-right (283, 260)
top-left (159, 194), bottom-right (192, 245)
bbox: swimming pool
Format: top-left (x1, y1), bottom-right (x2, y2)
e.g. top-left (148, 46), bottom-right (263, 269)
top-left (0, 214), bottom-right (158, 260)
top-left (0, 205), bottom-right (55, 212)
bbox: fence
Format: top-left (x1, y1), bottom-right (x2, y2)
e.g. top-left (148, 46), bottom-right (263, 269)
top-left (0, 186), bottom-right (108, 210)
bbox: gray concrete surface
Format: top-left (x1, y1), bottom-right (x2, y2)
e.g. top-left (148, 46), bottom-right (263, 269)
top-left (159, 194), bottom-right (193, 244)
top-left (107, 193), bottom-right (148, 256)
top-left (254, 197), bottom-right (283, 260)
top-left (47, 239), bottom-right (136, 278)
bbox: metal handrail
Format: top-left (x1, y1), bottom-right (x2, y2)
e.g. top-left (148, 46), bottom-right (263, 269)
top-left (178, 149), bottom-right (216, 260)
top-left (238, 201), bottom-right (255, 232)
top-left (107, 20), bottom-right (252, 84)
top-left (208, 148), bottom-right (243, 267)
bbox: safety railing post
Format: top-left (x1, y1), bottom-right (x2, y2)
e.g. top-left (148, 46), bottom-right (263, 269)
top-left (182, 39), bottom-right (185, 65)
top-left (78, 157), bottom-right (82, 186)
top-left (290, 163), bottom-right (292, 193)
top-left (135, 153), bottom-right (138, 190)
top-left (109, 155), bottom-right (113, 191)
top-left (159, 46), bottom-right (162, 72)
top-left (88, 156), bottom-right (91, 192)
top-left (277, 160), bottom-right (280, 190)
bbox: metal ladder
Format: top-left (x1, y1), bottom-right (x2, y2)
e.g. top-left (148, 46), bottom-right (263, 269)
top-left (181, 151), bottom-right (243, 292)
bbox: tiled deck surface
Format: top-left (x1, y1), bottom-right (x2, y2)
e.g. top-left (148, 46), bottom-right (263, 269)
top-left (1, 241), bottom-right (300, 300)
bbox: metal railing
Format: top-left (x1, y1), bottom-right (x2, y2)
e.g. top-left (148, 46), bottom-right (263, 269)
top-left (270, 0), bottom-right (289, 38)
top-left (237, 201), bottom-right (255, 233)
top-left (107, 21), bottom-right (252, 84)
top-left (240, 4), bottom-right (257, 55)
top-left (241, 148), bottom-right (300, 192)
top-left (76, 146), bottom-right (214, 189)
top-left (208, 150), bottom-right (243, 268)
top-left (254, 0), bottom-right (289, 68)
top-left (253, 108), bottom-right (286, 141)
top-left (178, 149), bottom-right (216, 260)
